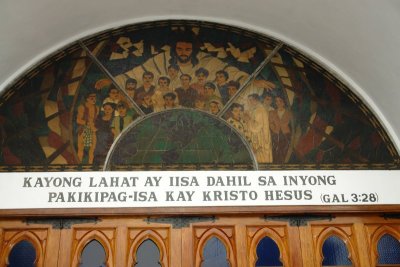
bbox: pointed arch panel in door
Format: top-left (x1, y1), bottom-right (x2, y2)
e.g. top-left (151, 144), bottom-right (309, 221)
top-left (312, 226), bottom-right (360, 266)
top-left (365, 223), bottom-right (400, 266)
top-left (71, 228), bottom-right (115, 267)
top-left (247, 226), bottom-right (290, 266)
top-left (127, 227), bottom-right (169, 267)
top-left (194, 227), bottom-right (236, 267)
top-left (0, 230), bottom-right (46, 267)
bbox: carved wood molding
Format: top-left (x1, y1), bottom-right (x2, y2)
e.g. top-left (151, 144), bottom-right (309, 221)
top-left (194, 226), bottom-right (236, 267)
top-left (127, 227), bottom-right (169, 267)
top-left (2, 205), bottom-right (400, 217)
top-left (0, 229), bottom-right (47, 267)
top-left (71, 228), bottom-right (115, 267)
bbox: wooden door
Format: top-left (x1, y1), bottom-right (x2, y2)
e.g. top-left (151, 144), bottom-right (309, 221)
top-left (0, 214), bottom-right (400, 267)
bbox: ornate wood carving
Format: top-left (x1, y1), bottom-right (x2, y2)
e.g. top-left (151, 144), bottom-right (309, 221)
top-left (127, 227), bottom-right (170, 267)
top-left (70, 228), bottom-right (115, 267)
top-left (0, 229), bottom-right (48, 267)
top-left (193, 226), bottom-right (236, 267)
top-left (247, 226), bottom-right (290, 266)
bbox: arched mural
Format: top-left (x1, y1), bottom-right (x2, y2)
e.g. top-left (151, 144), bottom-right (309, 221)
top-left (0, 20), bottom-right (398, 171)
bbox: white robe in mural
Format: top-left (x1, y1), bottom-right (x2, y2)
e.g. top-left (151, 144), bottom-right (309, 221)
top-left (247, 102), bottom-right (273, 163)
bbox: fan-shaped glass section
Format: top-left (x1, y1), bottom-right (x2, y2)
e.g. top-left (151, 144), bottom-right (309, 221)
top-left (106, 109), bottom-right (255, 170)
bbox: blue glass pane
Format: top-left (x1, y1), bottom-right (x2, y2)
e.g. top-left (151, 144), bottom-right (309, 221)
top-left (8, 240), bottom-right (36, 267)
top-left (202, 237), bottom-right (230, 267)
top-left (256, 236), bottom-right (282, 266)
top-left (377, 234), bottom-right (400, 264)
top-left (135, 239), bottom-right (161, 267)
top-left (322, 235), bottom-right (352, 266)
top-left (80, 240), bottom-right (106, 267)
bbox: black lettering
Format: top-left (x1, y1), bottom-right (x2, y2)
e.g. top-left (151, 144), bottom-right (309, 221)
top-left (23, 177), bottom-right (32, 187)
top-left (203, 191), bottom-right (211, 201)
top-left (304, 190), bottom-right (312, 200)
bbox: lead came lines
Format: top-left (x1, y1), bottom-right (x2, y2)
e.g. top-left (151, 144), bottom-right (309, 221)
top-left (217, 42), bottom-right (283, 118)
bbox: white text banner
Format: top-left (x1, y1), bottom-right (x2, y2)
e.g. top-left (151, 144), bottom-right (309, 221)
top-left (0, 170), bottom-right (399, 209)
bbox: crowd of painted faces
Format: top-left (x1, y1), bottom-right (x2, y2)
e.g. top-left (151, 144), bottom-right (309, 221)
top-left (76, 65), bottom-right (292, 165)
top-left (123, 66), bottom-right (239, 115)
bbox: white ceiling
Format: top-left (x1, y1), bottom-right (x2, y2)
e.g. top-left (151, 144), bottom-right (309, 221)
top-left (1, 0), bottom-right (399, 150)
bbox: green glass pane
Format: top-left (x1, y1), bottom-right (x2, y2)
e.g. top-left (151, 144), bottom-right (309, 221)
top-left (107, 109), bottom-right (254, 170)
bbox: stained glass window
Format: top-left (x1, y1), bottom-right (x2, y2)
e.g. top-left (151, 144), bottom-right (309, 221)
top-left (256, 236), bottom-right (282, 266)
top-left (80, 239), bottom-right (106, 267)
top-left (377, 234), bottom-right (400, 265)
top-left (201, 237), bottom-right (230, 267)
top-left (134, 239), bottom-right (161, 267)
top-left (322, 235), bottom-right (352, 266)
top-left (8, 240), bottom-right (36, 267)
top-left (106, 109), bottom-right (255, 170)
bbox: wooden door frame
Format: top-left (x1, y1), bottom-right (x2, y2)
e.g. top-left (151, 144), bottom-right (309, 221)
top-left (0, 204), bottom-right (399, 217)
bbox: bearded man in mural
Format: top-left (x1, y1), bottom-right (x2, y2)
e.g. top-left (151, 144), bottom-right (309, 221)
top-left (0, 22), bottom-right (396, 169)
top-left (115, 29), bottom-right (276, 102)
top-left (110, 28), bottom-right (277, 163)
